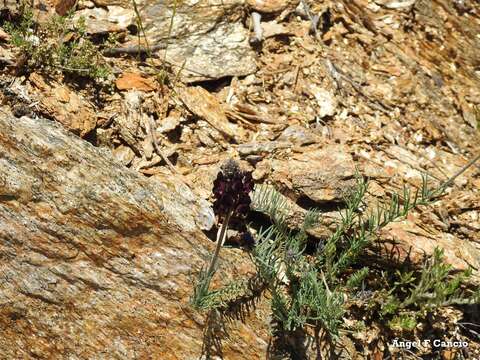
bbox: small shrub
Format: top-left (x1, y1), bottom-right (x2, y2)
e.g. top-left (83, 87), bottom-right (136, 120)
top-left (380, 248), bottom-right (479, 330)
top-left (192, 167), bottom-right (480, 356)
top-left (4, 8), bottom-right (110, 82)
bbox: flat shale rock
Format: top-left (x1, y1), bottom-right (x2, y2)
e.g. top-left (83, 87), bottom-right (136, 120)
top-left (137, 0), bottom-right (257, 82)
top-left (377, 219), bottom-right (480, 277)
top-left (0, 113), bottom-right (267, 358)
top-left (179, 86), bottom-right (239, 141)
top-left (87, 0), bottom-right (256, 81)
top-left (29, 73), bottom-right (97, 138)
top-left (270, 145), bottom-right (357, 203)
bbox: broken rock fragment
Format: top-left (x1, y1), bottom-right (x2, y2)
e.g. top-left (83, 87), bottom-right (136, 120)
top-left (247, 0), bottom-right (298, 13)
top-left (309, 85), bottom-right (338, 118)
top-left (116, 72), bottom-right (157, 92)
top-left (73, 6), bottom-right (135, 34)
top-left (29, 73), bottom-right (97, 137)
top-left (179, 86), bottom-right (240, 141)
top-left (270, 145), bottom-right (356, 203)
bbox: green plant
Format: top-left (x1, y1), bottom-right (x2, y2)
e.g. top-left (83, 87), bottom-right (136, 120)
top-left (245, 175), bottom-right (444, 341)
top-left (381, 248), bottom-right (480, 320)
top-left (193, 159), bottom-right (480, 355)
top-left (131, 0), bottom-right (151, 58)
top-left (4, 8), bottom-right (110, 81)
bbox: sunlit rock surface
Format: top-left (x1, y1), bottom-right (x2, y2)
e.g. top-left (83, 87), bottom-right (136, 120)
top-left (0, 113), bottom-right (267, 358)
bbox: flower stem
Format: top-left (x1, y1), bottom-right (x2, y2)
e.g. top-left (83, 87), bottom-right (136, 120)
top-left (206, 209), bottom-right (233, 280)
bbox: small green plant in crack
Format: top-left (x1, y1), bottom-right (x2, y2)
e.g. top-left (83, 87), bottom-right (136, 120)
top-left (380, 247), bottom-right (480, 331)
top-left (4, 8), bottom-right (110, 82)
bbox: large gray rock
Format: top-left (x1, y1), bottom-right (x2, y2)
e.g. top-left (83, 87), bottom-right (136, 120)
top-left (78, 0), bottom-right (257, 82)
top-left (0, 113), bottom-right (267, 358)
top-left (139, 0), bottom-right (257, 82)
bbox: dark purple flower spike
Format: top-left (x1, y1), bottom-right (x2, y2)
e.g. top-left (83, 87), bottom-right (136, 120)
top-left (212, 159), bottom-right (254, 222)
top-left (206, 159), bottom-right (254, 276)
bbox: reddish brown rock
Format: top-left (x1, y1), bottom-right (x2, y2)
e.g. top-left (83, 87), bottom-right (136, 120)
top-left (55, 0), bottom-right (76, 16)
top-left (29, 73), bottom-right (97, 138)
top-left (116, 72), bottom-right (157, 92)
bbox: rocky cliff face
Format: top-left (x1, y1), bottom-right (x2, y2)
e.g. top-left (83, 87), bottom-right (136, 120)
top-left (0, 113), bottom-right (269, 359)
top-left (1, 0), bottom-right (480, 358)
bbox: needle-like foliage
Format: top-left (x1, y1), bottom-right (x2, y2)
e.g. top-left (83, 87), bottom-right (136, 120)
top-left (193, 168), bottom-right (480, 356)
